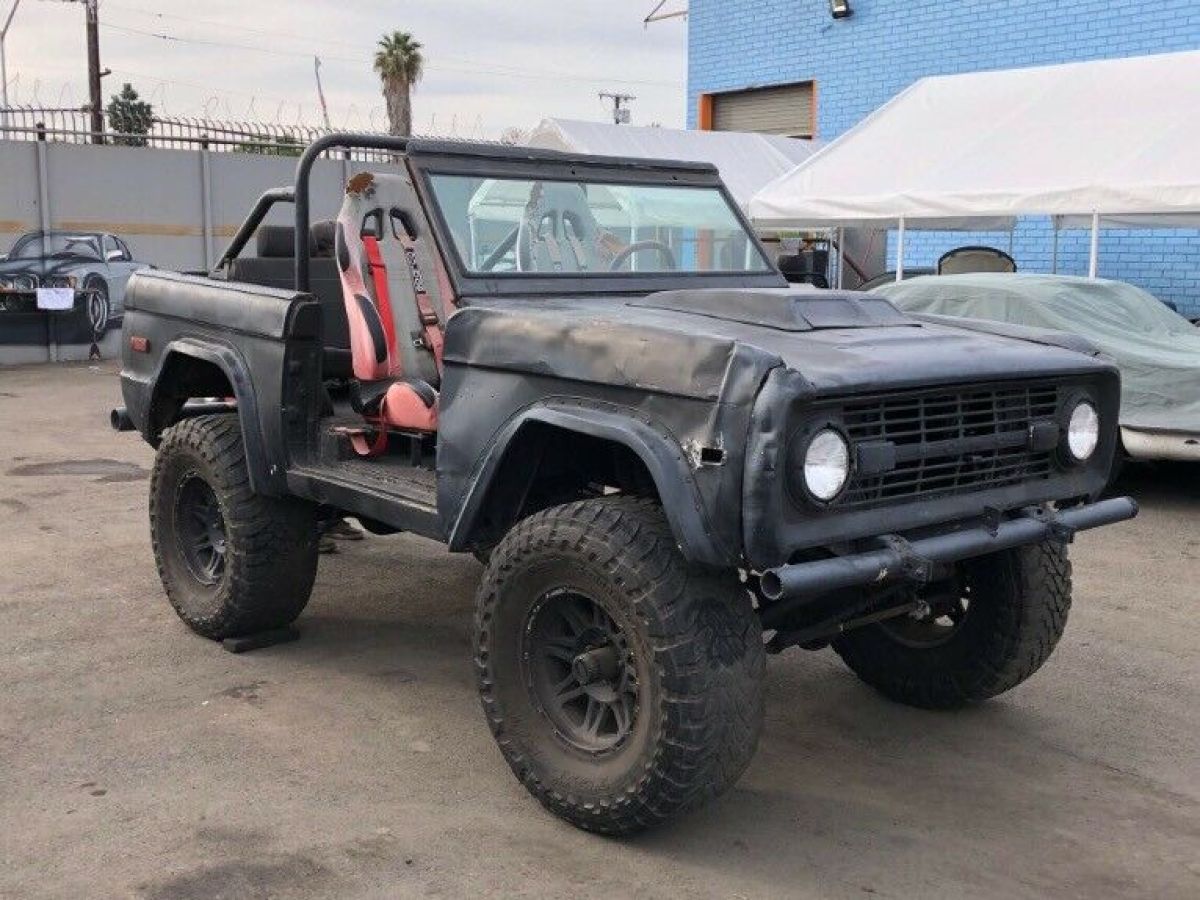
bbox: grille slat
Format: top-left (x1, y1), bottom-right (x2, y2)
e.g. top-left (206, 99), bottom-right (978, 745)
top-left (837, 382), bottom-right (1060, 509)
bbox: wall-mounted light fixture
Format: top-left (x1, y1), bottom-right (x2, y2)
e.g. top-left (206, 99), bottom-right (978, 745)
top-left (829, 0), bottom-right (853, 19)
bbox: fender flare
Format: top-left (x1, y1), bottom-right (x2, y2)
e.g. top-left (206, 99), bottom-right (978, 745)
top-left (447, 401), bottom-right (732, 567)
top-left (148, 338), bottom-right (275, 494)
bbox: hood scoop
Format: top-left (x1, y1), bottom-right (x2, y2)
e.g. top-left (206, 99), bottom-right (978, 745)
top-left (629, 288), bottom-right (916, 332)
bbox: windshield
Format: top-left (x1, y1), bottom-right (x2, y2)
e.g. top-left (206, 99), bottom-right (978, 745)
top-left (428, 174), bottom-right (771, 276)
top-left (11, 233), bottom-right (102, 261)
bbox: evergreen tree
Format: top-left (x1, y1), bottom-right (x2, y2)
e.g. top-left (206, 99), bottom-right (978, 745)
top-left (106, 83), bottom-right (154, 147)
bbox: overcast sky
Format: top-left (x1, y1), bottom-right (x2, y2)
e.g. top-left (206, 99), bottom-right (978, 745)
top-left (3, 0), bottom-right (689, 137)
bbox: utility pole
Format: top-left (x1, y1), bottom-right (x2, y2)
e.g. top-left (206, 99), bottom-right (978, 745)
top-left (599, 91), bottom-right (636, 125)
top-left (1, 0), bottom-right (22, 133)
top-left (313, 56), bottom-right (332, 131)
top-left (48, 0), bottom-right (106, 142)
top-left (84, 0), bottom-right (102, 143)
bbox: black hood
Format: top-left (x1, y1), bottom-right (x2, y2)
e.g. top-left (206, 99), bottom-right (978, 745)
top-left (629, 288), bottom-right (912, 332)
top-left (445, 288), bottom-right (1113, 405)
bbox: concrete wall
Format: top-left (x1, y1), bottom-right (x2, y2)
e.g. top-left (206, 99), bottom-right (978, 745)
top-left (688, 0), bottom-right (1200, 314)
top-left (0, 140), bottom-right (364, 271)
top-left (0, 140), bottom-right (397, 364)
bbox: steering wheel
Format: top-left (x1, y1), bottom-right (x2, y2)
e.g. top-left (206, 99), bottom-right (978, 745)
top-left (608, 240), bottom-right (678, 272)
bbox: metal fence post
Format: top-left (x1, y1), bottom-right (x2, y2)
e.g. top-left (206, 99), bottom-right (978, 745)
top-left (1088, 212), bottom-right (1100, 279)
top-left (200, 137), bottom-right (213, 269)
top-left (34, 121), bottom-right (57, 361)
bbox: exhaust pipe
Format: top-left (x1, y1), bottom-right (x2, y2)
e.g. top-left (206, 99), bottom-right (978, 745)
top-left (110, 400), bottom-right (236, 433)
top-left (110, 407), bottom-right (135, 432)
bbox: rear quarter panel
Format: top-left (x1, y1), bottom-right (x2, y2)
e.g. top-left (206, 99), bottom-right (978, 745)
top-left (120, 270), bottom-right (321, 494)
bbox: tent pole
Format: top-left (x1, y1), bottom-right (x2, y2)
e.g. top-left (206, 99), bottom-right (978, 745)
top-left (1088, 212), bottom-right (1100, 279)
top-left (836, 226), bottom-right (844, 289)
top-left (895, 218), bottom-right (905, 282)
top-left (1051, 218), bottom-right (1059, 274)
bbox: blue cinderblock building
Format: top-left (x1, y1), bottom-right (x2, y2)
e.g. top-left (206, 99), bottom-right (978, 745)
top-left (687, 0), bottom-right (1200, 313)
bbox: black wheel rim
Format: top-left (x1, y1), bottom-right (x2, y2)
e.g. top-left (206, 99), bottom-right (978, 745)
top-left (522, 587), bottom-right (639, 755)
top-left (174, 473), bottom-right (228, 586)
top-left (880, 579), bottom-right (972, 648)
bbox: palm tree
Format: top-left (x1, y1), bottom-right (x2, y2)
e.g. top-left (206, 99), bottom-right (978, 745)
top-left (374, 31), bottom-right (424, 137)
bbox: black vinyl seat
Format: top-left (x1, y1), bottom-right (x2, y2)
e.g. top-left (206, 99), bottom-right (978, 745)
top-left (226, 222), bottom-right (352, 378)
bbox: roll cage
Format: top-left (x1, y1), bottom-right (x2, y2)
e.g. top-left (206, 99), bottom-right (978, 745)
top-left (215, 132), bottom-right (785, 299)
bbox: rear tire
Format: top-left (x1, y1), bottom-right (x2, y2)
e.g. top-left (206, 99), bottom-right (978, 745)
top-left (833, 541), bottom-right (1072, 709)
top-left (149, 414), bottom-right (319, 639)
top-left (474, 497), bottom-right (765, 835)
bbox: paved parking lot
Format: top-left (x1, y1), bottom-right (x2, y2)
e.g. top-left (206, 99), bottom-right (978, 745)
top-left (1, 361), bottom-right (1197, 900)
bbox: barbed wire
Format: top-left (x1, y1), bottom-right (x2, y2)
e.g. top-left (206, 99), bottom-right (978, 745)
top-left (0, 106), bottom-right (508, 159)
top-left (0, 73), bottom-right (392, 132)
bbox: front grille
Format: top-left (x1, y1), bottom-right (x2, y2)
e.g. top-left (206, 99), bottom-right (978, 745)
top-left (840, 381), bottom-right (1060, 508)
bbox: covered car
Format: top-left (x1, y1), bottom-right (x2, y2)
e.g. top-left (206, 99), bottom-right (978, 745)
top-left (874, 273), bottom-right (1200, 462)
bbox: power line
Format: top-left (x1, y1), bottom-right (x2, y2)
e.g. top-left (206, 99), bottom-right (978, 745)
top-left (102, 1), bottom-right (365, 51)
top-left (99, 19), bottom-right (682, 89)
top-left (103, 2), bottom-right (684, 86)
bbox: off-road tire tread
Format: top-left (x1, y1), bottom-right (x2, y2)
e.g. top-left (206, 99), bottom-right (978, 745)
top-left (474, 496), bottom-right (765, 835)
top-left (833, 541), bottom-right (1072, 709)
top-left (149, 414), bottom-right (318, 639)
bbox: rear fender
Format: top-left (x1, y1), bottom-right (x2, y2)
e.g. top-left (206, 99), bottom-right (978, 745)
top-left (147, 338), bottom-right (276, 494)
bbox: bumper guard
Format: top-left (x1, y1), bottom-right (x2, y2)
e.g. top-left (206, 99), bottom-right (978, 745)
top-left (759, 497), bottom-right (1138, 605)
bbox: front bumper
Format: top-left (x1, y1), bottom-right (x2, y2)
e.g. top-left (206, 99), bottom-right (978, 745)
top-left (0, 289), bottom-right (91, 313)
top-left (759, 496), bottom-right (1138, 603)
top-left (1121, 426), bottom-right (1200, 462)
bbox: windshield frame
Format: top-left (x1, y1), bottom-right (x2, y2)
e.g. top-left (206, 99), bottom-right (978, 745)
top-left (407, 148), bottom-right (785, 298)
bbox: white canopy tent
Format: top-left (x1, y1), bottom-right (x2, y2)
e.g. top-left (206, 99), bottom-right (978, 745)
top-left (526, 118), bottom-right (820, 211)
top-left (749, 50), bottom-right (1200, 278)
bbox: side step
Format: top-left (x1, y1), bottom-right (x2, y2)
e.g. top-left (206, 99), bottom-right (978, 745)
top-left (287, 459), bottom-right (444, 542)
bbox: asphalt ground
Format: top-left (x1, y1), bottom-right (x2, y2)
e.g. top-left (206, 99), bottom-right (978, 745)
top-left (1, 361), bottom-right (1197, 899)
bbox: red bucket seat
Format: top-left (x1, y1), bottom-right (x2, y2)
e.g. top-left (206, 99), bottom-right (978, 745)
top-left (334, 171), bottom-right (457, 450)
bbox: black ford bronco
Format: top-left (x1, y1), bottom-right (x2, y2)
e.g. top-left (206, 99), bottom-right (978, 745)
top-left (112, 134), bottom-right (1137, 834)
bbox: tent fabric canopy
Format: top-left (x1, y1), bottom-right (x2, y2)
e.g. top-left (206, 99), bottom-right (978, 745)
top-left (750, 50), bottom-right (1200, 231)
top-left (527, 119), bottom-right (820, 211)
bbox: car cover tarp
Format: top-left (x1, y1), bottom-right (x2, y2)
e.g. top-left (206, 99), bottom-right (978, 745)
top-left (874, 273), bottom-right (1200, 434)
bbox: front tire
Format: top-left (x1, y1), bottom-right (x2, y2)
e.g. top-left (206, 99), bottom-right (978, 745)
top-left (474, 497), bottom-right (765, 835)
top-left (833, 541), bottom-right (1072, 709)
top-left (83, 276), bottom-right (110, 337)
top-left (149, 414), bottom-right (319, 639)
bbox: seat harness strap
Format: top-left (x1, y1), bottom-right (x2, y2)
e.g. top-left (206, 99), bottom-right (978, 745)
top-left (348, 423), bottom-right (389, 458)
top-left (361, 235), bottom-right (399, 373)
top-left (400, 237), bottom-right (445, 370)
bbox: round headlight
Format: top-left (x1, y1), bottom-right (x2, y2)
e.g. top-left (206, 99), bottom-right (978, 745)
top-left (1067, 401), bottom-right (1100, 461)
top-left (804, 429), bottom-right (851, 502)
